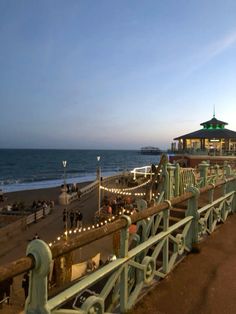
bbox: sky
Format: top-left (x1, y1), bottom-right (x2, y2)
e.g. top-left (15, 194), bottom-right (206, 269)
top-left (0, 0), bottom-right (236, 150)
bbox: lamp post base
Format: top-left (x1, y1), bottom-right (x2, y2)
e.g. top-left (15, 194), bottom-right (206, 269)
top-left (59, 190), bottom-right (70, 205)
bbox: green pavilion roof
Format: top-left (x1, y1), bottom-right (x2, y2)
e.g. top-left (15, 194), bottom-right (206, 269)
top-left (174, 115), bottom-right (236, 140)
top-left (174, 128), bottom-right (236, 140)
top-left (200, 117), bottom-right (228, 127)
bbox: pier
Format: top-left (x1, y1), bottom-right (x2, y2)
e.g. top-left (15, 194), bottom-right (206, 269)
top-left (0, 157), bottom-right (236, 313)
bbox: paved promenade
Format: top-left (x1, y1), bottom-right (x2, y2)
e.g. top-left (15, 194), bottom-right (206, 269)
top-left (132, 213), bottom-right (236, 314)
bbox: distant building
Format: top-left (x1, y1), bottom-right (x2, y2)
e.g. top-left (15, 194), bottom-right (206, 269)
top-left (174, 115), bottom-right (236, 155)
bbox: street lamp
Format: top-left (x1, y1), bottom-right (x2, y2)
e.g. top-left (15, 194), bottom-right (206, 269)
top-left (97, 156), bottom-right (101, 216)
top-left (62, 160), bottom-right (67, 188)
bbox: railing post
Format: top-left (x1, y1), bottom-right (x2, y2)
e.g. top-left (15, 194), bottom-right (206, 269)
top-left (167, 163), bottom-right (175, 199)
top-left (214, 164), bottom-right (220, 181)
top-left (186, 186), bottom-right (200, 246)
top-left (208, 184), bottom-right (214, 204)
top-left (25, 239), bottom-right (52, 314)
top-left (174, 163), bottom-right (180, 197)
top-left (232, 178), bottom-right (236, 213)
top-left (119, 215), bottom-right (131, 313)
top-left (224, 161), bottom-right (232, 178)
top-left (163, 202), bottom-right (170, 273)
top-left (163, 163), bottom-right (170, 199)
top-left (199, 161), bottom-right (209, 187)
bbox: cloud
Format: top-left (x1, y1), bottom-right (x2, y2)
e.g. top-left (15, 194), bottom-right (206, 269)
top-left (206, 31), bottom-right (236, 58)
top-left (185, 30), bottom-right (236, 76)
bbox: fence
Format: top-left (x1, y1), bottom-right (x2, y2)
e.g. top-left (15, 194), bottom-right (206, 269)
top-left (160, 160), bottom-right (234, 200)
top-left (0, 206), bottom-right (52, 243)
top-left (62, 172), bottom-right (131, 204)
top-left (0, 173), bottom-right (236, 313)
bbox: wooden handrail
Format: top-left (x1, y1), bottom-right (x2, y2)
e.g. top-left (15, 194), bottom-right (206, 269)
top-left (0, 176), bottom-right (235, 283)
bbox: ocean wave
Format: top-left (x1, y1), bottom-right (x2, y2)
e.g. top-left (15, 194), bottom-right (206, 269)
top-left (0, 149), bottom-right (161, 192)
top-left (1, 172), bottom-right (115, 193)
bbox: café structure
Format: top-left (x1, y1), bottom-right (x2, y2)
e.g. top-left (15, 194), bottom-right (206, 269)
top-left (173, 115), bottom-right (236, 154)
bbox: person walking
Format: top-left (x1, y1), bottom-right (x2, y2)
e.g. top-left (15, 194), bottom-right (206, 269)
top-left (63, 208), bottom-right (67, 229)
top-left (5, 277), bottom-right (13, 305)
top-left (69, 210), bottom-right (74, 229)
top-left (76, 210), bottom-right (83, 229)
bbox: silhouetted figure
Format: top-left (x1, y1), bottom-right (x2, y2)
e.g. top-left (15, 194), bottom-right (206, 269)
top-left (69, 210), bottom-right (74, 229)
top-left (22, 272), bottom-right (29, 300)
top-left (75, 210), bottom-right (83, 229)
top-left (5, 277), bottom-right (13, 305)
top-left (63, 208), bottom-right (67, 229)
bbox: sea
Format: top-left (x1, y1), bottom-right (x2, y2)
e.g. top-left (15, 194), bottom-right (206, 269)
top-left (0, 149), bottom-right (162, 193)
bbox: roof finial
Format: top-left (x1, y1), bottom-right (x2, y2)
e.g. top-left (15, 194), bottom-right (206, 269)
top-left (213, 104), bottom-right (215, 118)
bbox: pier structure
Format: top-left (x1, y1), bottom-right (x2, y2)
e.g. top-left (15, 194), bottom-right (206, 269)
top-left (1, 158), bottom-right (236, 313)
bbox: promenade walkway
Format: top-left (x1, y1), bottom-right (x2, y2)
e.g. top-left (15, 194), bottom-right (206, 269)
top-left (132, 212), bottom-right (236, 314)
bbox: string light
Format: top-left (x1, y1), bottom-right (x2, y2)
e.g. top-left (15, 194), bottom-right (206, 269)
top-left (48, 186), bottom-right (158, 246)
top-left (48, 208), bottom-right (138, 247)
top-left (100, 178), bottom-right (151, 195)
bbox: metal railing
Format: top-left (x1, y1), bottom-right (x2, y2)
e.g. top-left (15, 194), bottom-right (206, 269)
top-left (0, 175), bottom-right (236, 313)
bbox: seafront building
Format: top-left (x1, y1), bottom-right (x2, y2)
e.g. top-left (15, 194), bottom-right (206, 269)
top-left (173, 114), bottom-right (236, 155)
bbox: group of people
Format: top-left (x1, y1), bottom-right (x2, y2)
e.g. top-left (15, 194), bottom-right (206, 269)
top-left (101, 195), bottom-right (135, 216)
top-left (1, 199), bottom-right (54, 213)
top-left (61, 183), bottom-right (81, 196)
top-left (63, 208), bottom-right (83, 229)
top-left (31, 200), bottom-right (54, 211)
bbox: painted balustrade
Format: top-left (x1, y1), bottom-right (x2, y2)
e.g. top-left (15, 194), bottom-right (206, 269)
top-left (1, 176), bottom-right (236, 313)
top-left (163, 159), bottom-right (234, 200)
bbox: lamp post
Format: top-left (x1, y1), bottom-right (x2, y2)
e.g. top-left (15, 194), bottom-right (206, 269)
top-left (59, 160), bottom-right (68, 206)
top-left (97, 156), bottom-right (101, 216)
top-left (62, 160), bottom-right (67, 188)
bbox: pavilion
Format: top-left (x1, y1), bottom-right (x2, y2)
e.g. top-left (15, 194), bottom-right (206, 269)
top-left (173, 115), bottom-right (236, 155)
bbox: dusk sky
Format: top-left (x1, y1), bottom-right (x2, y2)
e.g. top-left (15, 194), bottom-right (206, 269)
top-left (1, 0), bottom-right (236, 150)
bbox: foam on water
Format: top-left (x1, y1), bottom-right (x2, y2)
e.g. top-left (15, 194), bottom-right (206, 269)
top-left (0, 149), bottom-right (161, 192)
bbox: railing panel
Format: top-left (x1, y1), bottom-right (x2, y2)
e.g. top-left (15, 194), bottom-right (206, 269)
top-left (197, 191), bottom-right (235, 240)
